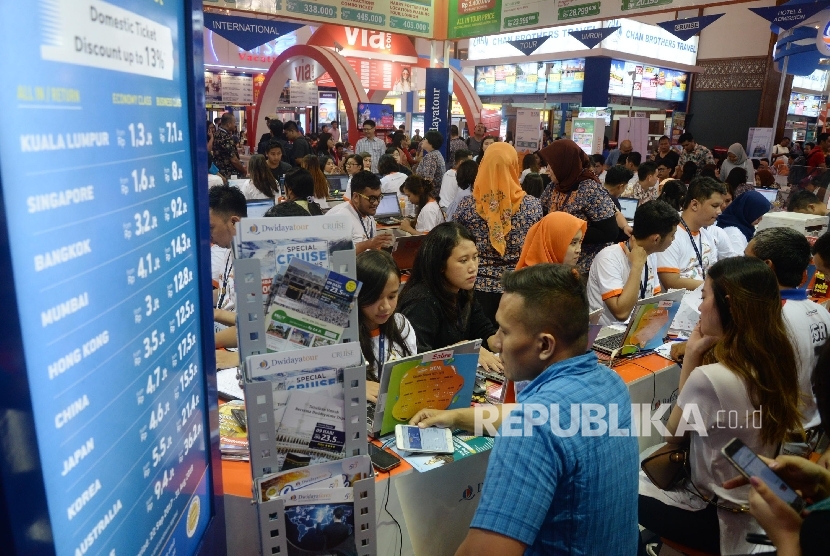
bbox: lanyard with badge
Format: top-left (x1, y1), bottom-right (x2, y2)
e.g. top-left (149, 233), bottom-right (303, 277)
top-left (350, 201), bottom-right (373, 239)
top-left (216, 250), bottom-right (232, 309)
top-left (679, 217), bottom-right (705, 279)
top-left (628, 240), bottom-right (649, 299)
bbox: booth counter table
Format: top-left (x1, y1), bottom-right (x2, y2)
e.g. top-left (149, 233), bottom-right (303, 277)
top-left (221, 353), bottom-right (679, 556)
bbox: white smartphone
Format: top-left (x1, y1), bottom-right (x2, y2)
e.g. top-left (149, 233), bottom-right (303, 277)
top-left (721, 437), bottom-right (805, 512)
top-left (395, 425), bottom-right (454, 454)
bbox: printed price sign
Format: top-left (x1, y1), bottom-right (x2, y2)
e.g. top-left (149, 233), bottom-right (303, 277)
top-left (310, 423), bottom-right (346, 452)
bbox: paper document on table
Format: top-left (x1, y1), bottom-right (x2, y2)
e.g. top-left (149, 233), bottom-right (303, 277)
top-left (217, 367), bottom-right (244, 400)
top-left (669, 286), bottom-right (702, 335)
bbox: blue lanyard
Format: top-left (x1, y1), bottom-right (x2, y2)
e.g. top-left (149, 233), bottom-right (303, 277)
top-left (376, 335), bottom-right (386, 380)
top-left (350, 201), bottom-right (373, 239)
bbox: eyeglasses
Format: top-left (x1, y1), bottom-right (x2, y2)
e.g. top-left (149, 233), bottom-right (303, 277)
top-left (346, 162), bottom-right (359, 167)
top-left (356, 192), bottom-right (382, 204)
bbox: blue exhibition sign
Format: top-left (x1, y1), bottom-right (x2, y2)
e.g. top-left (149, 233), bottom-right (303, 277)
top-left (424, 68), bottom-right (451, 160)
top-left (749, 2), bottom-right (830, 31)
top-left (569, 26), bottom-right (621, 49)
top-left (656, 14), bottom-right (725, 42)
top-left (0, 1), bottom-right (215, 555)
top-left (506, 36), bottom-right (553, 56)
top-left (204, 12), bottom-right (303, 51)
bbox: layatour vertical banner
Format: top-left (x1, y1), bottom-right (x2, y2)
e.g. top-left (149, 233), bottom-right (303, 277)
top-left (0, 0), bottom-right (212, 554)
top-left (424, 68), bottom-right (451, 160)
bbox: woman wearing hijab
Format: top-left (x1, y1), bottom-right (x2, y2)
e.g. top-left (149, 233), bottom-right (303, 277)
top-left (516, 212), bottom-right (586, 269)
top-left (720, 143), bottom-right (756, 186)
top-left (454, 142), bottom-right (543, 327)
top-left (538, 139), bottom-right (618, 273)
top-left (716, 190), bottom-right (771, 253)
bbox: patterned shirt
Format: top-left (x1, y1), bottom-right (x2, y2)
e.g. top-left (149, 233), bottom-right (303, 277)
top-left (416, 149), bottom-right (446, 192)
top-left (540, 179), bottom-right (618, 274)
top-left (678, 144), bottom-right (715, 173)
top-left (212, 127), bottom-right (239, 176)
top-left (448, 137), bottom-right (468, 168)
top-left (454, 195), bottom-right (542, 293)
top-left (631, 181), bottom-right (660, 205)
top-left (470, 352), bottom-right (639, 556)
top-left (355, 136), bottom-right (387, 173)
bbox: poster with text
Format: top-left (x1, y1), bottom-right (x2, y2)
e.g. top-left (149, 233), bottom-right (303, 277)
top-left (203, 0), bottom-right (435, 38)
top-left (747, 127), bottom-right (774, 160)
top-left (0, 1), bottom-right (213, 555)
top-left (572, 118), bottom-right (604, 155)
top-left (515, 109), bottom-right (541, 151)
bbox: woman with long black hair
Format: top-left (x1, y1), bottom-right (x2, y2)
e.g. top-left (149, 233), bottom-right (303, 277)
top-left (356, 250), bottom-right (416, 403)
top-left (398, 222), bottom-right (503, 373)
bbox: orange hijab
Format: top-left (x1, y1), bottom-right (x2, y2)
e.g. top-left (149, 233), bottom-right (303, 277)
top-left (473, 142), bottom-right (526, 256)
top-left (516, 212), bottom-right (587, 268)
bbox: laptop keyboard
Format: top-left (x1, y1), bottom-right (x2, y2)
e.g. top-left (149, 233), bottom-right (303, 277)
top-left (593, 332), bottom-right (625, 352)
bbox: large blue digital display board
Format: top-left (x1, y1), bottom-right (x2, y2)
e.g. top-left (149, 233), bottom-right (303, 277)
top-left (0, 1), bottom-right (218, 554)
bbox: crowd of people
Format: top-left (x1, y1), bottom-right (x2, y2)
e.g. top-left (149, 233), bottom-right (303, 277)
top-left (208, 114), bottom-right (830, 555)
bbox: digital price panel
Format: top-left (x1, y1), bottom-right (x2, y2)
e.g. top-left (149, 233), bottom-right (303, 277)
top-left (0, 1), bottom-right (216, 555)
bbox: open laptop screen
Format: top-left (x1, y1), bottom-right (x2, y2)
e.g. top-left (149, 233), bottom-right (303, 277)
top-left (756, 188), bottom-right (778, 204)
top-left (246, 199), bottom-right (275, 218)
top-left (326, 175), bottom-right (349, 196)
top-left (375, 194), bottom-right (401, 219)
top-left (618, 197), bottom-right (638, 221)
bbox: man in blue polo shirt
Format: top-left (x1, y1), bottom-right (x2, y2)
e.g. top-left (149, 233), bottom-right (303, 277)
top-left (454, 264), bottom-right (639, 556)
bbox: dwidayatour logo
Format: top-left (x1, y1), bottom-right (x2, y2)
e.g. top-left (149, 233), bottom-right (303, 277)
top-left (249, 224), bottom-right (258, 234)
top-left (259, 360), bottom-right (269, 369)
top-left (460, 485), bottom-right (475, 502)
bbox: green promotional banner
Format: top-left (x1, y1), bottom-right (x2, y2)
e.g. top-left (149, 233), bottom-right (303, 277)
top-left (448, 0), bottom-right (502, 39)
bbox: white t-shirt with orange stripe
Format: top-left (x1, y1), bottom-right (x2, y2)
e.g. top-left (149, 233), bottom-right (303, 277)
top-left (367, 314), bottom-right (418, 381)
top-left (656, 224), bottom-right (717, 282)
top-left (587, 242), bottom-right (662, 326)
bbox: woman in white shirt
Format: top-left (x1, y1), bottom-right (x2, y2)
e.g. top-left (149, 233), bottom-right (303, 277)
top-left (639, 257), bottom-right (802, 555)
top-left (240, 154), bottom-right (278, 200)
top-left (357, 250), bottom-right (417, 403)
top-left (715, 190), bottom-right (771, 254)
top-left (398, 175), bottom-right (445, 234)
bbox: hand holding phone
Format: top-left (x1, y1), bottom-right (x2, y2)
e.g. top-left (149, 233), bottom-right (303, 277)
top-left (721, 438), bottom-right (805, 512)
top-left (395, 425), bottom-right (453, 454)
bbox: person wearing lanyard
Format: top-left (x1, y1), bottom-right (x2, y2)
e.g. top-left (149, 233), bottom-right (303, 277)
top-left (657, 177), bottom-right (726, 291)
top-left (208, 185), bottom-right (247, 350)
top-left (587, 200), bottom-right (681, 326)
top-left (356, 250), bottom-right (417, 404)
top-left (327, 170), bottom-right (394, 253)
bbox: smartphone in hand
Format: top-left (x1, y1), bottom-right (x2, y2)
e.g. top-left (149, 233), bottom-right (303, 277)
top-left (721, 438), bottom-right (805, 512)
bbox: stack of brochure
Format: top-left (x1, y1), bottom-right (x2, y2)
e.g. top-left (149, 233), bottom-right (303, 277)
top-left (248, 342), bottom-right (363, 472)
top-left (218, 401), bottom-right (249, 461)
top-left (264, 258), bottom-right (361, 352)
top-left (254, 455), bottom-right (373, 555)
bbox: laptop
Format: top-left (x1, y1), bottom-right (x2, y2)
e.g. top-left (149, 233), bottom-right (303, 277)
top-left (246, 198), bottom-right (275, 218)
top-left (592, 289), bottom-right (685, 355)
top-left (374, 193), bottom-right (403, 226)
top-left (367, 340), bottom-right (481, 438)
top-left (756, 188), bottom-right (778, 204)
top-left (390, 235), bottom-right (425, 272)
top-left (326, 174), bottom-right (349, 197)
top-left (618, 197), bottom-right (639, 222)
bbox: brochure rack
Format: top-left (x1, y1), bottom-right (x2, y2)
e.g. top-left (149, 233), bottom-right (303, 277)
top-left (232, 216), bottom-right (376, 555)
top-left (256, 475), bottom-right (377, 556)
top-left (243, 364), bottom-right (371, 478)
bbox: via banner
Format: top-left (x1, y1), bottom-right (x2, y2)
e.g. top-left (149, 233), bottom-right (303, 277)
top-left (204, 13), bottom-right (302, 51)
top-left (656, 14), bottom-right (724, 41)
top-left (424, 68), bottom-right (451, 160)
